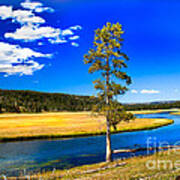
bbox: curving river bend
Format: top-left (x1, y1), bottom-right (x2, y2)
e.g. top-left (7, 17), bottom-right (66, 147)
top-left (0, 112), bottom-right (180, 176)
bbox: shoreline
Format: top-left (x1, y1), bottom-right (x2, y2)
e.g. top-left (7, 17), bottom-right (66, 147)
top-left (30, 149), bottom-right (180, 180)
top-left (0, 108), bottom-right (178, 116)
top-left (171, 111), bottom-right (180, 115)
top-left (129, 108), bottom-right (179, 114)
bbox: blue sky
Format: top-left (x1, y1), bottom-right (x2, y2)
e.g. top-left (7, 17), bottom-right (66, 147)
top-left (0, 0), bottom-right (180, 103)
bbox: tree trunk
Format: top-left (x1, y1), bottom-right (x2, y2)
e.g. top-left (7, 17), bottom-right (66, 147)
top-left (106, 115), bottom-right (112, 162)
top-left (105, 56), bottom-right (112, 162)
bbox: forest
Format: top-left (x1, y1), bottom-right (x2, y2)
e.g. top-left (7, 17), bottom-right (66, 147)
top-left (124, 101), bottom-right (180, 111)
top-left (0, 89), bottom-right (97, 113)
top-left (0, 89), bottom-right (179, 113)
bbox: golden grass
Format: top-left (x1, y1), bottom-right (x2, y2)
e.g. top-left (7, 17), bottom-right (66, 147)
top-left (0, 111), bottom-right (173, 141)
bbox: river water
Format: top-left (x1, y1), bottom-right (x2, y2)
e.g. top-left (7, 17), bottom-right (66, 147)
top-left (0, 112), bottom-right (180, 176)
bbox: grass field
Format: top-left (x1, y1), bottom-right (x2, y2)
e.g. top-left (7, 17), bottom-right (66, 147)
top-left (0, 111), bottom-right (173, 141)
top-left (30, 149), bottom-right (180, 180)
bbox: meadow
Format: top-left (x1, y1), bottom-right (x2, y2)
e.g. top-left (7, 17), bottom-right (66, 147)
top-left (0, 110), bottom-right (174, 142)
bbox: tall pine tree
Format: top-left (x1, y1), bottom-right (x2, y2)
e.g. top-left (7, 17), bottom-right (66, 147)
top-left (84, 22), bottom-right (134, 162)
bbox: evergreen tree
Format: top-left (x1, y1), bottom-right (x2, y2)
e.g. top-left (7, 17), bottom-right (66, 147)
top-left (84, 22), bottom-right (134, 162)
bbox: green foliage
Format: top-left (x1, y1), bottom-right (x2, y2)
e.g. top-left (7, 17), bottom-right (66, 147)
top-left (0, 89), bottom-right (98, 113)
top-left (0, 89), bottom-right (179, 114)
top-left (92, 100), bottom-right (135, 130)
top-left (124, 101), bottom-right (180, 111)
top-left (84, 22), bottom-right (131, 98)
top-left (84, 22), bottom-right (134, 130)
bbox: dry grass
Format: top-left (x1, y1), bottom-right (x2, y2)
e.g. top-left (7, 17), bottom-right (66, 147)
top-left (0, 111), bottom-right (173, 141)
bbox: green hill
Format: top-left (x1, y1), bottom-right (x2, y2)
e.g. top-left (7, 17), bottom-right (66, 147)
top-left (0, 89), bottom-right (97, 113)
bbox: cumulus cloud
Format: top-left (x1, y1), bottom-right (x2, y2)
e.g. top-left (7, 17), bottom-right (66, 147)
top-left (0, 1), bottom-right (82, 45)
top-left (0, 0), bottom-right (82, 76)
top-left (5, 25), bottom-right (81, 44)
top-left (14, 12), bottom-right (45, 24)
top-left (0, 6), bottom-right (13, 20)
top-left (140, 89), bottom-right (160, 94)
top-left (0, 42), bottom-right (51, 76)
top-left (5, 25), bottom-right (61, 42)
top-left (1, 62), bottom-right (44, 76)
top-left (69, 35), bottom-right (80, 40)
top-left (21, 1), bottom-right (54, 13)
top-left (48, 38), bottom-right (67, 44)
top-left (0, 1), bottom-right (82, 44)
top-left (70, 25), bottom-right (82, 30)
top-left (71, 42), bottom-right (79, 47)
top-left (35, 7), bottom-right (54, 13)
top-left (38, 42), bottom-right (43, 46)
top-left (61, 26), bottom-right (82, 37)
top-left (21, 1), bottom-right (42, 10)
top-left (0, 42), bottom-right (51, 63)
top-left (62, 29), bottom-right (74, 36)
top-left (0, 6), bottom-right (45, 25)
top-left (131, 89), bottom-right (138, 94)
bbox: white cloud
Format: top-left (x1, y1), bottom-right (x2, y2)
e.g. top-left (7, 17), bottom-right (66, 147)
top-left (48, 38), bottom-right (67, 44)
top-left (5, 25), bottom-right (61, 42)
top-left (5, 24), bottom-right (81, 44)
top-left (16, 16), bottom-right (45, 25)
top-left (1, 62), bottom-right (44, 76)
top-left (0, 6), bottom-right (13, 20)
top-left (0, 42), bottom-right (50, 63)
top-left (35, 7), bottom-right (54, 13)
top-left (0, 42), bottom-right (51, 76)
top-left (62, 29), bottom-right (74, 36)
top-left (38, 42), bottom-right (43, 46)
top-left (0, 6), bottom-right (45, 25)
top-left (21, 1), bottom-right (54, 13)
top-left (69, 35), bottom-right (80, 40)
top-left (71, 42), bottom-right (79, 47)
top-left (70, 25), bottom-right (82, 30)
top-left (5, 25), bottom-right (82, 44)
top-left (21, 1), bottom-right (43, 10)
top-left (140, 89), bottom-right (160, 94)
top-left (13, 9), bottom-right (33, 17)
top-left (14, 13), bottom-right (45, 24)
top-left (131, 89), bottom-right (138, 94)
top-left (0, 3), bottom-right (82, 45)
top-left (0, 1), bottom-right (82, 76)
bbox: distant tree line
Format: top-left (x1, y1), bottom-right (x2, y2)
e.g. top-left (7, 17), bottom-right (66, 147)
top-left (0, 89), bottom-right (98, 113)
top-left (0, 89), bottom-right (179, 113)
top-left (123, 102), bottom-right (180, 111)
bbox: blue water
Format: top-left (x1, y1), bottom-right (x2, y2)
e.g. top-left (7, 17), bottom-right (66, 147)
top-left (0, 112), bottom-right (180, 176)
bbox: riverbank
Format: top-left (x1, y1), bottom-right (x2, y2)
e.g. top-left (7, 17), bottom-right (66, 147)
top-left (171, 111), bottom-right (180, 115)
top-left (0, 111), bottom-right (173, 142)
top-left (23, 149), bottom-right (180, 179)
top-left (130, 108), bottom-right (179, 114)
